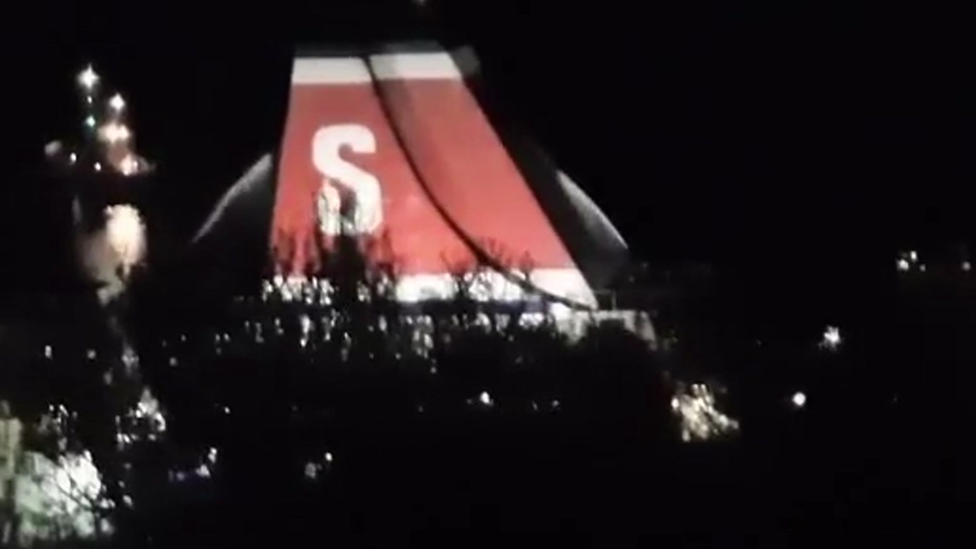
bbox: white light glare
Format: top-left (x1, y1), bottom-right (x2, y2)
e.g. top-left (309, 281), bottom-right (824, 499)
top-left (85, 115), bottom-right (97, 128)
top-left (78, 65), bottom-right (99, 90)
top-left (103, 205), bottom-right (147, 274)
top-left (909, 250), bottom-right (918, 263)
top-left (672, 382), bottom-right (740, 442)
top-left (820, 325), bottom-right (842, 351)
top-left (99, 122), bottom-right (131, 143)
top-left (108, 93), bottom-right (125, 111)
top-left (791, 391), bottom-right (807, 409)
top-left (964, 261), bottom-right (972, 272)
top-left (896, 258), bottom-right (910, 272)
top-left (478, 391), bottom-right (492, 406)
top-left (119, 154), bottom-right (140, 176)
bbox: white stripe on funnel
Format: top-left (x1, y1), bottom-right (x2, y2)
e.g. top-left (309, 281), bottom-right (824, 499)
top-left (294, 51), bottom-right (477, 84)
top-left (369, 52), bottom-right (464, 81)
top-left (292, 58), bottom-right (372, 85)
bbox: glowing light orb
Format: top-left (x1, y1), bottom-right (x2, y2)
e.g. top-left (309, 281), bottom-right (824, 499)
top-left (791, 391), bottom-right (807, 409)
top-left (98, 122), bottom-right (131, 143)
top-left (108, 93), bottom-right (125, 111)
top-left (103, 204), bottom-right (147, 275)
top-left (119, 154), bottom-right (141, 176)
top-left (44, 141), bottom-right (62, 157)
top-left (820, 325), bottom-right (842, 351)
top-left (77, 65), bottom-right (99, 90)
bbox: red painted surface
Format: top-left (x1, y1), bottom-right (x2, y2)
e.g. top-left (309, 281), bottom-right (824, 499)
top-left (271, 81), bottom-right (467, 275)
top-left (269, 63), bottom-right (580, 281)
top-left (377, 77), bottom-right (578, 270)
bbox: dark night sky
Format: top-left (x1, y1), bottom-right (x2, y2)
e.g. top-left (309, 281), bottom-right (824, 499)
top-left (1, 1), bottom-right (973, 273)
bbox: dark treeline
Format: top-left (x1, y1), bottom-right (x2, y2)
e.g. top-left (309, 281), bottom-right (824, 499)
top-left (0, 233), bottom-right (965, 547)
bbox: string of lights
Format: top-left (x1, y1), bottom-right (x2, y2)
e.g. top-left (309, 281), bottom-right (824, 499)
top-left (46, 64), bottom-right (152, 177)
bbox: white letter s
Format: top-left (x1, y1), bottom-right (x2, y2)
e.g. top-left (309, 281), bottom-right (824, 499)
top-left (312, 124), bottom-right (383, 235)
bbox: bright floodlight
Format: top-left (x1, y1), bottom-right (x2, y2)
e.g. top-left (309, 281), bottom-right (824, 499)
top-left (897, 258), bottom-right (910, 272)
top-left (820, 325), bottom-right (842, 351)
top-left (478, 391), bottom-right (492, 406)
top-left (77, 65), bottom-right (99, 90)
top-left (108, 93), bottom-right (125, 111)
top-left (791, 391), bottom-right (807, 409)
top-left (119, 154), bottom-right (140, 176)
top-left (671, 381), bottom-right (740, 442)
top-left (99, 122), bottom-right (131, 143)
top-left (909, 250), bottom-right (918, 262)
top-left (104, 204), bottom-right (147, 272)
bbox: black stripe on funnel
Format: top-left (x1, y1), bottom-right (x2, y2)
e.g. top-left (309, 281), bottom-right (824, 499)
top-left (361, 51), bottom-right (593, 311)
top-left (448, 47), bottom-right (630, 291)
